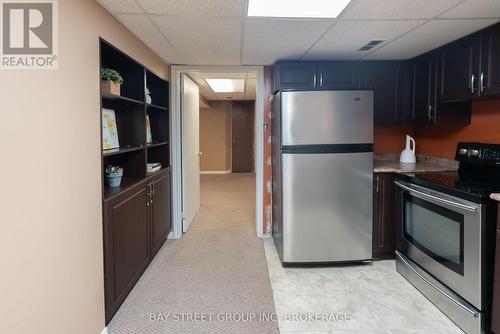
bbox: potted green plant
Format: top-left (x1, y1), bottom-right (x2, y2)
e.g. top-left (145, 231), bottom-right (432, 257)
top-left (101, 68), bottom-right (124, 96)
top-left (105, 165), bottom-right (124, 188)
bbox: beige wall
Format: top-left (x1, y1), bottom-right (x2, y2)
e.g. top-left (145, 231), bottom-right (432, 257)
top-left (0, 1), bottom-right (169, 334)
top-left (200, 101), bottom-right (232, 171)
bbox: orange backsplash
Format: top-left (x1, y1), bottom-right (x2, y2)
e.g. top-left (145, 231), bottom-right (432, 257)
top-left (415, 99), bottom-right (500, 159)
top-left (374, 99), bottom-right (500, 159)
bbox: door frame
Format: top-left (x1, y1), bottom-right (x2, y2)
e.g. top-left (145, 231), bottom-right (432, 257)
top-left (170, 65), bottom-right (265, 239)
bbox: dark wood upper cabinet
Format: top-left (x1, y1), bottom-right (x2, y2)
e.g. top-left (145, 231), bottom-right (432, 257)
top-left (274, 62), bottom-right (317, 90)
top-left (481, 24), bottom-right (500, 98)
top-left (412, 53), bottom-right (437, 124)
top-left (373, 173), bottom-right (396, 258)
top-left (318, 62), bottom-right (359, 89)
top-left (397, 61), bottom-right (414, 124)
top-left (359, 61), bottom-right (401, 124)
top-left (412, 53), bottom-right (472, 125)
top-left (150, 170), bottom-right (172, 257)
top-left (438, 34), bottom-right (481, 102)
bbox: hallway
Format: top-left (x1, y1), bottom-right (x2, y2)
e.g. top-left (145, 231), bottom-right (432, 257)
top-left (108, 173), bottom-right (278, 334)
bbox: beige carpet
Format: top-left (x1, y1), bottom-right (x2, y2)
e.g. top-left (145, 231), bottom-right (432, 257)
top-left (108, 173), bottom-right (279, 334)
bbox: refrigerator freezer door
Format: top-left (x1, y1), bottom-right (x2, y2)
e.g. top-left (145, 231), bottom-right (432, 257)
top-left (282, 152), bottom-right (373, 263)
top-left (282, 90), bottom-right (373, 146)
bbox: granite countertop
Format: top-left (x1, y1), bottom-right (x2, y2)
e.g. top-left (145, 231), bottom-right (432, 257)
top-left (374, 154), bottom-right (459, 174)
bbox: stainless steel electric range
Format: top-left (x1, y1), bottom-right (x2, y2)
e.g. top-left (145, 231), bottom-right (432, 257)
top-left (395, 142), bottom-right (500, 334)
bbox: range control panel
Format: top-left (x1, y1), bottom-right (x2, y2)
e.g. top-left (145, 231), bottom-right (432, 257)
top-left (456, 142), bottom-right (500, 166)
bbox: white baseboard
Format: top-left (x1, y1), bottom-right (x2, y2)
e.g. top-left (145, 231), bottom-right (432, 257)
top-left (101, 327), bottom-right (108, 334)
top-left (200, 170), bottom-right (231, 175)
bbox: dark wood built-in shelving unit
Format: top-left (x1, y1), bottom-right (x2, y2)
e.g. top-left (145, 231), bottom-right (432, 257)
top-left (100, 39), bottom-right (172, 324)
top-left (100, 39), bottom-right (170, 199)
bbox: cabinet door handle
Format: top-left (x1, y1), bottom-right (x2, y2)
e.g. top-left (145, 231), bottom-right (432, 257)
top-left (480, 72), bottom-right (486, 93)
top-left (376, 176), bottom-right (380, 193)
top-left (471, 74), bottom-right (476, 93)
top-left (427, 105), bottom-right (434, 121)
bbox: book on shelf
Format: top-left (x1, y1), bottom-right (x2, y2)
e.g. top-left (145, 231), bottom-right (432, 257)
top-left (147, 163), bottom-right (162, 174)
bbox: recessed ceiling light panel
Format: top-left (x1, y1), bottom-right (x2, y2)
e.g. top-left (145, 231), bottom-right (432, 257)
top-left (206, 79), bottom-right (245, 93)
top-left (247, 0), bottom-right (351, 18)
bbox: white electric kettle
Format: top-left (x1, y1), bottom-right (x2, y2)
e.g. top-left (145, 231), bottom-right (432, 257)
top-left (400, 135), bottom-right (416, 165)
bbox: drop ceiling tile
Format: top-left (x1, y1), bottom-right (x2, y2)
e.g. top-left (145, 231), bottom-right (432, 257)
top-left (116, 14), bottom-right (184, 64)
top-left (242, 18), bottom-right (332, 65)
top-left (342, 0), bottom-right (461, 20)
top-left (97, 0), bottom-right (143, 14)
top-left (137, 0), bottom-right (244, 17)
top-left (152, 16), bottom-right (241, 65)
top-left (366, 19), bottom-right (499, 59)
top-left (440, 0), bottom-right (500, 18)
top-left (303, 20), bottom-right (423, 60)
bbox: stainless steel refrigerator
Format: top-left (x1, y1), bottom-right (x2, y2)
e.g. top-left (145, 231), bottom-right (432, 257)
top-left (272, 90), bottom-right (373, 264)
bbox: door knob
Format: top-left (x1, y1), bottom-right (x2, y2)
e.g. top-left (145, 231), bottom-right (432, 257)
top-left (197, 152), bottom-right (203, 156)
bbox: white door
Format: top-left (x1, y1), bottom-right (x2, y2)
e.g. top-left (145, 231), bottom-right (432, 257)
top-left (181, 74), bottom-right (201, 232)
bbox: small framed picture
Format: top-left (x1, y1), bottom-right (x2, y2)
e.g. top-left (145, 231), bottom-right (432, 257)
top-left (102, 108), bottom-right (120, 150)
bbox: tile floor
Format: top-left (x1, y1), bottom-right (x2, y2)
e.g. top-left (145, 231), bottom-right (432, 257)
top-left (263, 238), bottom-right (465, 334)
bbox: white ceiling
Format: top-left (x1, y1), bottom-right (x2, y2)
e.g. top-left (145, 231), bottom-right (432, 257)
top-left (97, 0), bottom-right (500, 65)
top-left (188, 72), bottom-right (256, 101)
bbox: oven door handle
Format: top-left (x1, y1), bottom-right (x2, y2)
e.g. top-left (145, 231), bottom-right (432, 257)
top-left (397, 251), bottom-right (480, 318)
top-left (395, 181), bottom-right (478, 213)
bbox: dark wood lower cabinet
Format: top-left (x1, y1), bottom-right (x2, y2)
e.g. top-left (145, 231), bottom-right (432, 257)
top-left (492, 228), bottom-right (500, 333)
top-left (373, 173), bottom-right (396, 258)
top-left (103, 168), bottom-right (172, 324)
top-left (150, 171), bottom-right (172, 256)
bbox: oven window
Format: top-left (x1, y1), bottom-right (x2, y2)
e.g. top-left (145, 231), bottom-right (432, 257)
top-left (403, 193), bottom-right (464, 276)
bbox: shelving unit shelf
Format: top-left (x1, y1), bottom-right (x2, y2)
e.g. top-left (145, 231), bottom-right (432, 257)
top-left (147, 141), bottom-right (168, 148)
top-left (146, 103), bottom-right (168, 111)
top-left (100, 39), bottom-right (170, 200)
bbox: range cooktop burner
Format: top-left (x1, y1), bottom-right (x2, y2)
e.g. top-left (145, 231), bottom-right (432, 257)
top-left (407, 171), bottom-right (500, 203)
top-left (400, 143), bottom-right (500, 203)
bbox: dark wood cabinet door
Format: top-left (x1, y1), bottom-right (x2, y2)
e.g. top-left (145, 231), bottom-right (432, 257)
top-left (438, 34), bottom-right (481, 102)
top-left (150, 170), bottom-right (172, 256)
top-left (492, 228), bottom-right (500, 334)
top-left (359, 61), bottom-right (399, 124)
top-left (275, 62), bottom-right (317, 90)
top-left (318, 62), bottom-right (359, 89)
top-left (412, 54), bottom-right (437, 124)
top-left (481, 24), bottom-right (500, 97)
top-left (397, 61), bottom-right (414, 124)
top-left (232, 102), bottom-right (255, 172)
top-left (373, 173), bottom-right (396, 258)
top-left (103, 181), bottom-right (149, 323)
